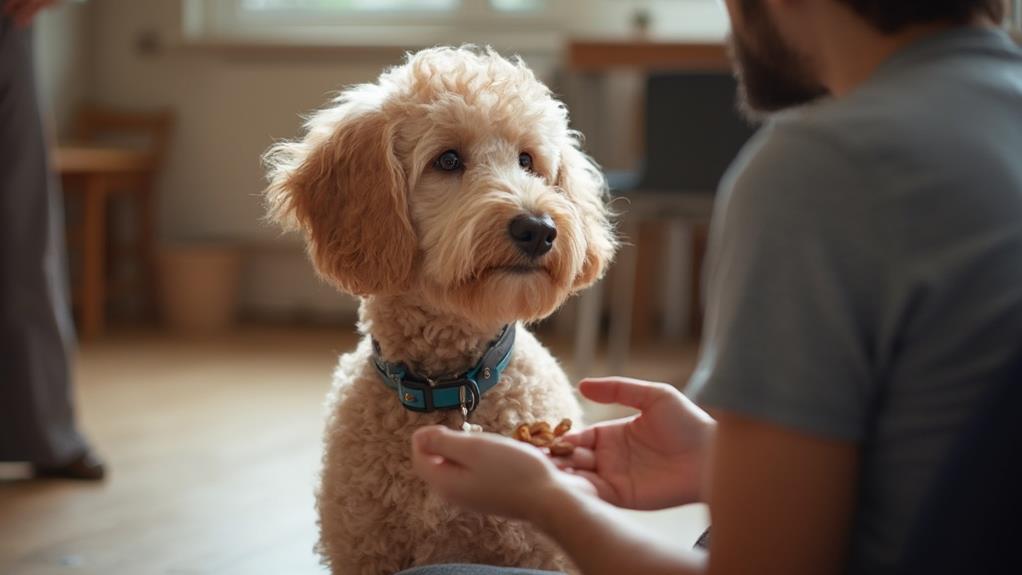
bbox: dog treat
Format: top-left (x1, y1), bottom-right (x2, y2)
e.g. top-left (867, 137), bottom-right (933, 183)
top-left (514, 423), bottom-right (532, 442)
top-left (529, 433), bottom-right (555, 447)
top-left (513, 418), bottom-right (575, 455)
top-left (529, 421), bottom-right (551, 435)
top-left (553, 418), bottom-right (572, 437)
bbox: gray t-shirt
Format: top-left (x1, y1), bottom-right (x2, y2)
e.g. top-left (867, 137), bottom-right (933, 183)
top-left (686, 27), bottom-right (1022, 575)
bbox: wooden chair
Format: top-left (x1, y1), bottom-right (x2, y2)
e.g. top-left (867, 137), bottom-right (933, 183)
top-left (60, 104), bottom-right (173, 338)
top-left (573, 73), bottom-right (758, 373)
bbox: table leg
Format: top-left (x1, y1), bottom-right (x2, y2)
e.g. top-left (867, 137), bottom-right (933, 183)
top-left (80, 177), bottom-right (107, 339)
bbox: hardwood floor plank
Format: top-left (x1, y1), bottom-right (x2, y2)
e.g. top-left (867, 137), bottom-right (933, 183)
top-left (0, 326), bottom-right (700, 575)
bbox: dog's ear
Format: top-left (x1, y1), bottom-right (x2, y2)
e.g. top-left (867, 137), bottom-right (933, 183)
top-left (556, 139), bottom-right (617, 291)
top-left (264, 102), bottom-right (416, 296)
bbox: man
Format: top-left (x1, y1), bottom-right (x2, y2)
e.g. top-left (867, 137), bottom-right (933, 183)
top-left (410, 1), bottom-right (1022, 574)
top-left (0, 0), bottom-right (105, 479)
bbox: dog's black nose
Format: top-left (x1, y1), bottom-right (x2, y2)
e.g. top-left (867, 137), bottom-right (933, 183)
top-left (508, 214), bottom-right (557, 258)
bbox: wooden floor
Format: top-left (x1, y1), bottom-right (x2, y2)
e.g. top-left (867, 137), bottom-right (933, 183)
top-left (0, 325), bottom-right (705, 575)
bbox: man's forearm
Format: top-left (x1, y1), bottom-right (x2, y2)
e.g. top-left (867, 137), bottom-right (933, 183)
top-left (534, 488), bottom-right (707, 575)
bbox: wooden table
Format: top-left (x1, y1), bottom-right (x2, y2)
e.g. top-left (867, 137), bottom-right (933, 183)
top-left (564, 40), bottom-right (729, 161)
top-left (56, 145), bottom-right (158, 339)
top-left (566, 40), bottom-right (730, 72)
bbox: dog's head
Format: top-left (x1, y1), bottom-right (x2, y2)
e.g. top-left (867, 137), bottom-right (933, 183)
top-left (264, 46), bottom-right (616, 325)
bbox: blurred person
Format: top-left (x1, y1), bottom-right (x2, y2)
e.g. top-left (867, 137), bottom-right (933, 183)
top-left (0, 0), bottom-right (104, 480)
top-left (407, 0), bottom-right (1022, 574)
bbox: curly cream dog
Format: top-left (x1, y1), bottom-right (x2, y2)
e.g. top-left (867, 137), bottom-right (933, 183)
top-left (263, 46), bottom-right (616, 574)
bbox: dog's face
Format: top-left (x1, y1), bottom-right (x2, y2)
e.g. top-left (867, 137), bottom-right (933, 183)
top-left (265, 47), bottom-right (616, 325)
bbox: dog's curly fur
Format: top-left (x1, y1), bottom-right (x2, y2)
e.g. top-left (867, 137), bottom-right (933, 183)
top-left (263, 46), bottom-right (616, 574)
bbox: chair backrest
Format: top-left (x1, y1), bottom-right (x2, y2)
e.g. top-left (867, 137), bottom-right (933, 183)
top-left (73, 104), bottom-right (174, 169)
top-left (639, 72), bottom-right (758, 193)
top-left (898, 350), bottom-right (1022, 574)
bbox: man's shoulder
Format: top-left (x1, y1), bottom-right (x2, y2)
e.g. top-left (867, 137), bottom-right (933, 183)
top-left (777, 42), bottom-right (1022, 166)
top-left (723, 114), bottom-right (870, 215)
top-left (765, 88), bottom-right (911, 162)
top-left (728, 51), bottom-right (1020, 208)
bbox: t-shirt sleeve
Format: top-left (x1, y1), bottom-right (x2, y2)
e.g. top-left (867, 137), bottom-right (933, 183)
top-left (686, 120), bottom-right (883, 441)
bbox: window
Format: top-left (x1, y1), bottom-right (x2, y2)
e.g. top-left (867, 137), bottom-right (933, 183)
top-left (239, 0), bottom-right (461, 14)
top-left (184, 0), bottom-right (558, 48)
top-left (238, 0), bottom-right (549, 12)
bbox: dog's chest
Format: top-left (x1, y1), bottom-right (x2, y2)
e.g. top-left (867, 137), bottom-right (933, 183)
top-left (318, 336), bottom-right (580, 572)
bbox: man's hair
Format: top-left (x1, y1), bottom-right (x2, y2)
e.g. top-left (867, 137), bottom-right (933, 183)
top-left (835, 0), bottom-right (1005, 33)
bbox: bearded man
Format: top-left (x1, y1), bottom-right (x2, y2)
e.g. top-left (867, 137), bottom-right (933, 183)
top-left (404, 2), bottom-right (1022, 575)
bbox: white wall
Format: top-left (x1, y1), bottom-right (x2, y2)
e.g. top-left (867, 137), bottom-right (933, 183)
top-left (34, 2), bottom-right (90, 136)
top-left (82, 0), bottom-right (728, 320)
top-left (562, 0), bottom-right (727, 39)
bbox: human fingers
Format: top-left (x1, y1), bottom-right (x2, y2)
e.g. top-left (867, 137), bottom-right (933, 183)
top-left (579, 377), bottom-right (678, 411)
top-left (551, 446), bottom-right (596, 471)
top-left (560, 425), bottom-right (597, 449)
top-left (412, 425), bottom-right (491, 466)
top-left (411, 427), bottom-right (471, 494)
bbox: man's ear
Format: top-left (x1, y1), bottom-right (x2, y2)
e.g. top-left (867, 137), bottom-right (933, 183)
top-left (264, 102), bottom-right (416, 296)
top-left (556, 139), bottom-right (617, 291)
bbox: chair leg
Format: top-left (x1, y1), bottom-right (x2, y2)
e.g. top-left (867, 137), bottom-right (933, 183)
top-left (80, 178), bottom-right (108, 339)
top-left (573, 279), bottom-right (603, 380)
top-left (690, 224), bottom-right (709, 338)
top-left (138, 183), bottom-right (157, 320)
top-left (662, 220), bottom-right (692, 340)
top-left (608, 217), bottom-right (640, 373)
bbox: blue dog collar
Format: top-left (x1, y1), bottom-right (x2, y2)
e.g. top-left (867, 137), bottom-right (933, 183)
top-left (372, 324), bottom-right (515, 414)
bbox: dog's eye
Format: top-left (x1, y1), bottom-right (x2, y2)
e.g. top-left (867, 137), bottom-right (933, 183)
top-left (519, 152), bottom-right (534, 172)
top-left (435, 150), bottom-right (462, 172)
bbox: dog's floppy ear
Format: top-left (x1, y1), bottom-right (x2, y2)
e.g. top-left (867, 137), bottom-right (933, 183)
top-left (264, 100), bottom-right (416, 296)
top-left (556, 139), bottom-right (617, 291)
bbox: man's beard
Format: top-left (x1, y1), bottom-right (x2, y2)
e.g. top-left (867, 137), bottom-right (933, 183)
top-left (728, 2), bottom-right (830, 120)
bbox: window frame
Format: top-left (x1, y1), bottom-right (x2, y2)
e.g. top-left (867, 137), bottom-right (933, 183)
top-left (183, 0), bottom-right (562, 47)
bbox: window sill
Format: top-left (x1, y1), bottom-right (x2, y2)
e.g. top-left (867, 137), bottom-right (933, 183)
top-left (174, 26), bottom-right (565, 61)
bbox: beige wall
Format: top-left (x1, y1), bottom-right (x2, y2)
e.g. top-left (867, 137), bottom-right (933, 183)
top-left (75, 0), bottom-right (728, 319)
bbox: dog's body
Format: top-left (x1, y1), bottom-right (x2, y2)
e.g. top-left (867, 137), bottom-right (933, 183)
top-left (264, 47), bottom-right (615, 574)
top-left (319, 300), bottom-right (580, 573)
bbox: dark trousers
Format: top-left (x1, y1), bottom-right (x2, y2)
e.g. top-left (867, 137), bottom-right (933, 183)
top-left (0, 19), bottom-right (87, 466)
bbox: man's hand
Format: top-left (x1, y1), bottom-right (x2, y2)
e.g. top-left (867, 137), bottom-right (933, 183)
top-left (555, 377), bottom-right (715, 510)
top-left (412, 424), bottom-right (707, 575)
top-left (411, 425), bottom-right (596, 522)
top-left (4, 0), bottom-right (59, 28)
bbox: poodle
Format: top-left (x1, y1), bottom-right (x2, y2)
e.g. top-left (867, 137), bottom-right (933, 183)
top-left (263, 46), bottom-right (616, 575)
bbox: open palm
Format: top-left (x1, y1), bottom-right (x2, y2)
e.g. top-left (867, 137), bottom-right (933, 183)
top-left (556, 377), bottom-right (715, 510)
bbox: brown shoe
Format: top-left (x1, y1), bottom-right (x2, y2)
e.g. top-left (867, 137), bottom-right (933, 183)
top-left (34, 450), bottom-right (107, 481)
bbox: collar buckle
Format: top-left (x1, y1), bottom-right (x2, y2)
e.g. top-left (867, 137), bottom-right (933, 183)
top-left (458, 377), bottom-right (481, 414)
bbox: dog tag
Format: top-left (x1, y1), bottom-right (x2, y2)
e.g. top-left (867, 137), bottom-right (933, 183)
top-left (460, 405), bottom-right (483, 433)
